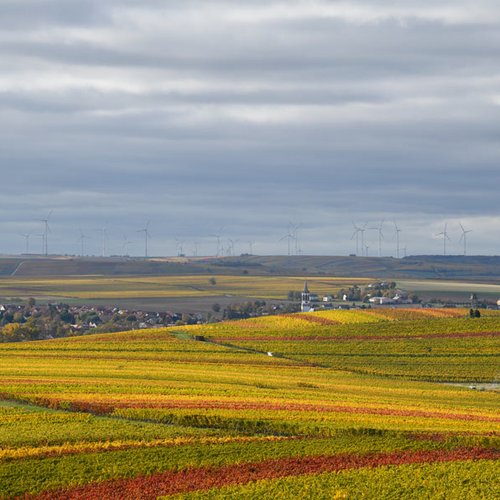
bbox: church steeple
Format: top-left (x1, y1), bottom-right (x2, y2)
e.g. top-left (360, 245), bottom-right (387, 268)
top-left (301, 281), bottom-right (312, 312)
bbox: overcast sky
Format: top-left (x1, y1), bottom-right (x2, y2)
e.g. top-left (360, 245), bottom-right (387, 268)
top-left (1, 0), bottom-right (499, 257)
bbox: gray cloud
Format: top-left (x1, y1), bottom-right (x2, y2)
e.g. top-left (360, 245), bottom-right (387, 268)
top-left (0, 1), bottom-right (499, 256)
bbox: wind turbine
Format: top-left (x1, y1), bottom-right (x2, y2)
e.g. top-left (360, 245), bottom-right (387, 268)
top-left (210, 227), bottom-right (225, 257)
top-left (351, 222), bottom-right (362, 255)
top-left (21, 234), bottom-right (31, 254)
top-left (78, 230), bottom-right (90, 257)
top-left (137, 222), bottom-right (151, 258)
top-left (289, 222), bottom-right (301, 255)
top-left (228, 238), bottom-right (239, 256)
top-left (280, 224), bottom-right (296, 256)
top-left (192, 241), bottom-right (199, 257)
top-left (248, 240), bottom-right (255, 255)
top-left (36, 210), bottom-right (52, 256)
top-left (100, 224), bottom-right (108, 257)
top-left (122, 234), bottom-right (133, 257)
top-left (436, 223), bottom-right (451, 256)
top-left (459, 223), bottom-right (472, 256)
top-left (175, 238), bottom-right (185, 256)
top-left (393, 221), bottom-right (402, 258)
top-left (211, 234), bottom-right (221, 256)
top-left (370, 219), bottom-right (385, 257)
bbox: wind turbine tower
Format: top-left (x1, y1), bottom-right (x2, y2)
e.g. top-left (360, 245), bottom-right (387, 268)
top-left (436, 223), bottom-right (451, 256)
top-left (210, 227), bottom-right (225, 257)
top-left (100, 225), bottom-right (108, 257)
top-left (122, 234), bottom-right (133, 257)
top-left (21, 234), bottom-right (31, 254)
top-left (368, 220), bottom-right (385, 257)
top-left (175, 238), bottom-right (185, 256)
top-left (376, 219), bottom-right (384, 257)
top-left (192, 241), bottom-right (199, 257)
top-left (459, 223), bottom-right (472, 256)
top-left (280, 224), bottom-right (296, 256)
top-left (290, 222), bottom-right (301, 255)
top-left (37, 210), bottom-right (52, 256)
top-left (394, 221), bottom-right (402, 258)
top-left (351, 223), bottom-right (362, 255)
top-left (78, 230), bottom-right (90, 257)
top-left (137, 222), bottom-right (151, 258)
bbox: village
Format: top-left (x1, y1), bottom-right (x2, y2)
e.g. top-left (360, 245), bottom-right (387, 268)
top-left (1, 280), bottom-right (498, 343)
top-left (0, 301), bottom-right (195, 342)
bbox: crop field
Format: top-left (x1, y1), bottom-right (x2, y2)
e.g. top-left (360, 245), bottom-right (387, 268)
top-left (0, 308), bottom-right (498, 498)
top-left (396, 279), bottom-right (500, 301)
top-left (0, 275), bottom-right (369, 302)
top-left (1, 273), bottom-right (500, 305)
top-left (181, 309), bottom-right (500, 382)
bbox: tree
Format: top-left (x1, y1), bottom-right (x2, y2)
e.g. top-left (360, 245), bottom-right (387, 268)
top-left (59, 311), bottom-right (75, 324)
top-left (208, 277), bottom-right (217, 286)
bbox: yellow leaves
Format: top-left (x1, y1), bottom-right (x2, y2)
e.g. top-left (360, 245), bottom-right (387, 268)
top-left (1, 323), bottom-right (22, 338)
top-left (0, 435), bottom-right (291, 461)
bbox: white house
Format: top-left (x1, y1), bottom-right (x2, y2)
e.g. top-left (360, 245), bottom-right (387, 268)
top-left (369, 296), bottom-right (396, 305)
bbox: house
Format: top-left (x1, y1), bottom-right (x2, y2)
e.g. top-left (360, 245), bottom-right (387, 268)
top-left (369, 296), bottom-right (396, 305)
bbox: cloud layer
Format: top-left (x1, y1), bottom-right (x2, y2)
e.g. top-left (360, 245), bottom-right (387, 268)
top-left (1, 1), bottom-right (499, 256)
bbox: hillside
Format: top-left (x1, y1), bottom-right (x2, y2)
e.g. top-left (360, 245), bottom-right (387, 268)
top-left (1, 254), bottom-right (500, 281)
top-left (0, 309), bottom-right (498, 498)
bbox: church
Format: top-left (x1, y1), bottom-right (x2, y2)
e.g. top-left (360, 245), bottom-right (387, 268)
top-left (301, 281), bottom-right (314, 312)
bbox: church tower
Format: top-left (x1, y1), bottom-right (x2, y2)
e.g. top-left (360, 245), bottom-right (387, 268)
top-left (301, 281), bottom-right (313, 312)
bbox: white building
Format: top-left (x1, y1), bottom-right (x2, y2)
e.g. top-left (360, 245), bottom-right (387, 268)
top-left (369, 296), bottom-right (396, 305)
top-left (301, 281), bottom-right (314, 312)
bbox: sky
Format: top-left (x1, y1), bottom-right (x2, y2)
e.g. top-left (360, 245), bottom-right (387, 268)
top-left (1, 0), bottom-right (499, 257)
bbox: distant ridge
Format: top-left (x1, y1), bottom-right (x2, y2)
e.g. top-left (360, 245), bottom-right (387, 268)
top-left (0, 255), bottom-right (499, 281)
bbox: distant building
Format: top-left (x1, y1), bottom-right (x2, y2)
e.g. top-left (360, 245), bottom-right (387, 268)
top-left (369, 296), bottom-right (396, 305)
top-left (301, 281), bottom-right (314, 312)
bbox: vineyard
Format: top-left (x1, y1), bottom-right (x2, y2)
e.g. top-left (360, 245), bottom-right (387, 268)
top-left (0, 308), bottom-right (498, 498)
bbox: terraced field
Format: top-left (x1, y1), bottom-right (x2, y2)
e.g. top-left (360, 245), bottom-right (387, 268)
top-left (0, 308), bottom-right (498, 498)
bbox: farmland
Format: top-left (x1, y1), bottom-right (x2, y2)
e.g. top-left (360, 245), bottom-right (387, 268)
top-left (0, 274), bottom-right (368, 305)
top-left (1, 273), bottom-right (500, 311)
top-left (0, 307), bottom-right (498, 498)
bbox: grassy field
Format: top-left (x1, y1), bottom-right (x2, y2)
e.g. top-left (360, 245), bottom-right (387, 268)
top-left (0, 309), bottom-right (498, 498)
top-left (1, 273), bottom-right (499, 306)
top-left (3, 255), bottom-right (500, 282)
top-left (396, 279), bottom-right (500, 301)
top-left (0, 275), bottom-right (368, 302)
